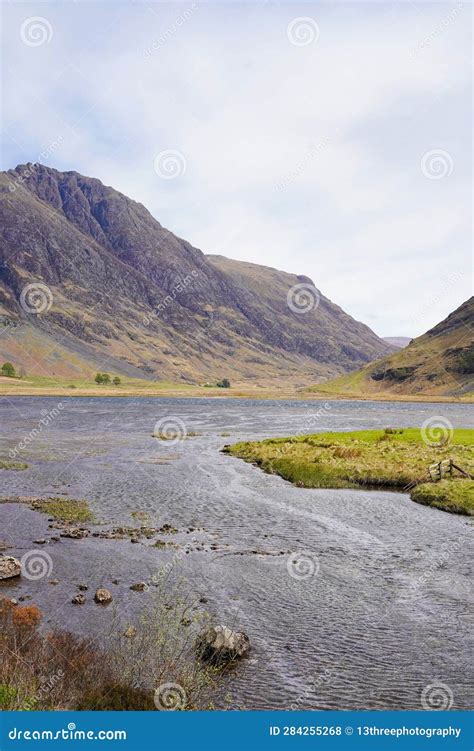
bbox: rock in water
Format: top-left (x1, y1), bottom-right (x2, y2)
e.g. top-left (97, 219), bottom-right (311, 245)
top-left (72, 594), bottom-right (86, 605)
top-left (196, 625), bottom-right (250, 664)
top-left (129, 582), bottom-right (147, 591)
top-left (0, 556), bottom-right (21, 580)
top-left (94, 587), bottom-right (112, 604)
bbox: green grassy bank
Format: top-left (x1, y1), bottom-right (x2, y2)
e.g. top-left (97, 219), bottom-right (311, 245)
top-left (224, 428), bottom-right (474, 515)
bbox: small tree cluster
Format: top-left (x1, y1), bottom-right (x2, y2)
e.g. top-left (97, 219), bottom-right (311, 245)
top-left (216, 378), bottom-right (231, 388)
top-left (1, 362), bottom-right (16, 378)
top-left (94, 373), bottom-right (121, 386)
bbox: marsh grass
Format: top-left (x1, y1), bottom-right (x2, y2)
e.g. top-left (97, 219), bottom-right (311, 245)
top-left (411, 479), bottom-right (474, 515)
top-left (0, 459), bottom-right (28, 471)
top-left (225, 428), bottom-right (474, 513)
top-left (30, 497), bottom-right (94, 523)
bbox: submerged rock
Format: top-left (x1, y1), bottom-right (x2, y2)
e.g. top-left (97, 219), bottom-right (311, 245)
top-left (72, 594), bottom-right (86, 605)
top-left (94, 587), bottom-right (112, 604)
top-left (130, 582), bottom-right (147, 591)
top-left (196, 625), bottom-right (250, 664)
top-left (0, 556), bottom-right (21, 580)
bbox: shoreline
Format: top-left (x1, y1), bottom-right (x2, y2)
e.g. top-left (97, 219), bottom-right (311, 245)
top-left (0, 386), bottom-right (471, 403)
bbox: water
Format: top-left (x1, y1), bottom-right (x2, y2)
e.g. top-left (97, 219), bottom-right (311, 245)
top-left (1, 397), bottom-right (473, 709)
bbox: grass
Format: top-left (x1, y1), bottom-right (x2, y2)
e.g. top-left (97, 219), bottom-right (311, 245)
top-left (0, 459), bottom-right (28, 471)
top-left (0, 372), bottom-right (470, 402)
top-left (224, 428), bottom-right (474, 514)
top-left (30, 497), bottom-right (94, 523)
top-left (411, 479), bottom-right (474, 515)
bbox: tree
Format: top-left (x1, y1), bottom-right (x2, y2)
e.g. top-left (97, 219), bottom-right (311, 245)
top-left (216, 378), bottom-right (231, 388)
top-left (101, 373), bottom-right (111, 385)
top-left (1, 362), bottom-right (16, 378)
top-left (94, 373), bottom-right (104, 385)
top-left (112, 376), bottom-right (121, 386)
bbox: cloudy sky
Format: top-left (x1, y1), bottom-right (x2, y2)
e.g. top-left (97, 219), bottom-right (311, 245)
top-left (1, 0), bottom-right (472, 337)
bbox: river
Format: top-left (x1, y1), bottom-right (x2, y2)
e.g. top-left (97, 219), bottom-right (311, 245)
top-left (0, 397), bottom-right (472, 710)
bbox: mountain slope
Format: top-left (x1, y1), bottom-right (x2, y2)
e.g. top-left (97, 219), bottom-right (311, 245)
top-left (383, 336), bottom-right (412, 349)
top-left (0, 163), bottom-right (392, 386)
top-left (309, 298), bottom-right (474, 397)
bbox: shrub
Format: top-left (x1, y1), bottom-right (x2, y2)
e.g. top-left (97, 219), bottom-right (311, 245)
top-left (0, 581), bottom-right (225, 711)
top-left (112, 376), bottom-right (121, 386)
top-left (216, 378), bottom-right (231, 388)
top-left (94, 372), bottom-right (104, 384)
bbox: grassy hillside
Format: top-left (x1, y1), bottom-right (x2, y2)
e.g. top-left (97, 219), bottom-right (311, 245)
top-left (307, 297), bottom-right (473, 399)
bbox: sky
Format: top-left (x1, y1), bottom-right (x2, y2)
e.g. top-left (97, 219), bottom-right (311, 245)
top-left (1, 0), bottom-right (472, 337)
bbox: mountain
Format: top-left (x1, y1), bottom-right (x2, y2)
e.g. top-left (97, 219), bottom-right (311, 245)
top-left (309, 298), bottom-right (474, 397)
top-left (0, 163), bottom-right (393, 387)
top-left (382, 336), bottom-right (412, 349)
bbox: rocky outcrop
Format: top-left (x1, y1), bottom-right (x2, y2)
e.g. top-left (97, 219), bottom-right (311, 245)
top-left (0, 556), bottom-right (21, 580)
top-left (196, 625), bottom-right (250, 664)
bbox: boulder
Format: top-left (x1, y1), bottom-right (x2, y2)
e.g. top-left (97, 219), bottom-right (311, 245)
top-left (0, 556), bottom-right (21, 580)
top-left (196, 625), bottom-right (250, 664)
top-left (72, 594), bottom-right (86, 605)
top-left (94, 587), bottom-right (112, 604)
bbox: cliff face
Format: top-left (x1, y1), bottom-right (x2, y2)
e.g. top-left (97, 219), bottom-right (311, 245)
top-left (0, 163), bottom-right (393, 385)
